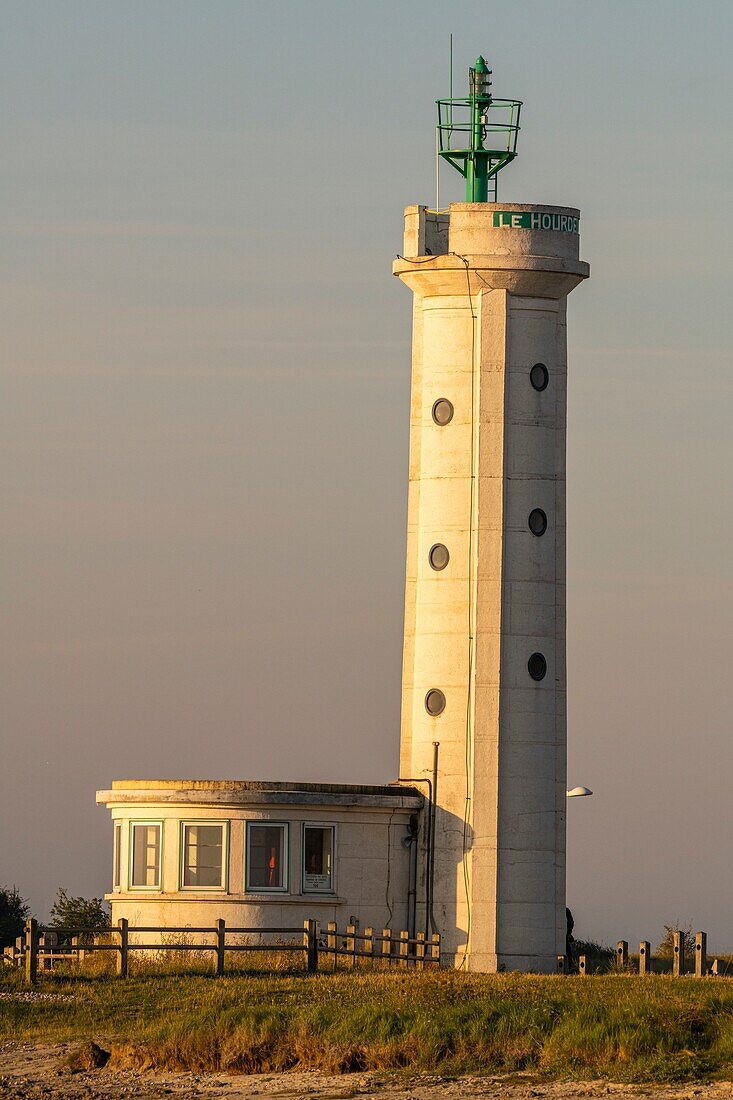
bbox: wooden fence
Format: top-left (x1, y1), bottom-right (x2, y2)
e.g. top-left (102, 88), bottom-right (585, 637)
top-left (322, 921), bottom-right (440, 969)
top-left (3, 919), bottom-right (441, 984)
top-left (10, 922), bottom-right (721, 981)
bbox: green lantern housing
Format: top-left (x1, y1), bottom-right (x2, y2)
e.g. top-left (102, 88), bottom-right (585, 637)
top-left (437, 56), bottom-right (521, 202)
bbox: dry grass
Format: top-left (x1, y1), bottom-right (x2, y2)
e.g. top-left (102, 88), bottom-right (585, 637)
top-left (2, 966), bottom-right (733, 1083)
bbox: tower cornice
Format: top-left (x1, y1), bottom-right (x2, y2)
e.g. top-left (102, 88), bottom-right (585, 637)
top-left (393, 253), bottom-right (589, 298)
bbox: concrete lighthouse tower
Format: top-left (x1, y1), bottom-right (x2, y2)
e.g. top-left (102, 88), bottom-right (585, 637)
top-left (395, 57), bottom-right (589, 972)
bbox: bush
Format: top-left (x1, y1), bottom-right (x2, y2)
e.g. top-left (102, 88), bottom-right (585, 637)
top-left (573, 939), bottom-right (615, 973)
top-left (50, 888), bottom-right (110, 931)
top-left (0, 886), bottom-right (30, 948)
top-left (657, 921), bottom-right (695, 959)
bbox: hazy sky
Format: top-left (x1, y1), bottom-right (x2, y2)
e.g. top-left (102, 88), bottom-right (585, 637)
top-left (2, 0), bottom-right (733, 947)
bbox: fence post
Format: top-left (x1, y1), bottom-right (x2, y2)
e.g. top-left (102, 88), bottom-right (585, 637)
top-left (327, 921), bottom-right (337, 972)
top-left (304, 919), bottom-right (318, 973)
top-left (24, 919), bottom-right (38, 985)
top-left (639, 941), bottom-right (651, 976)
top-left (398, 930), bottom-right (409, 969)
top-left (712, 959), bottom-right (719, 976)
top-left (345, 924), bottom-right (356, 968)
top-left (415, 931), bottom-right (426, 971)
top-left (214, 919), bottom-right (225, 977)
top-left (556, 954), bottom-right (567, 974)
top-left (382, 928), bottom-right (392, 966)
top-left (364, 927), bottom-right (374, 960)
top-left (45, 931), bottom-right (58, 971)
top-left (694, 932), bottom-right (707, 978)
top-left (116, 918), bottom-right (129, 978)
top-left (673, 931), bottom-right (685, 977)
top-left (429, 932), bottom-right (441, 965)
top-left (578, 954), bottom-right (587, 976)
top-left (15, 937), bottom-right (23, 968)
top-left (38, 934), bottom-right (48, 972)
top-left (616, 941), bottom-right (628, 970)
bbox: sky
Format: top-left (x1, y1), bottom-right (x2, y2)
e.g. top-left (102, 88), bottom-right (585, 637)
top-left (2, 0), bottom-right (733, 948)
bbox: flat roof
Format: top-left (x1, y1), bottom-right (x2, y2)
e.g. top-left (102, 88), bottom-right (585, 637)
top-left (97, 779), bottom-right (423, 810)
top-left (110, 779), bottom-right (419, 795)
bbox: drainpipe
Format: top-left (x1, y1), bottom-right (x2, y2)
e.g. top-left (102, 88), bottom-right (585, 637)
top-left (397, 778), bottom-right (431, 940)
top-left (396, 742), bottom-right (440, 941)
top-left (430, 742), bottom-right (439, 937)
top-left (406, 813), bottom-right (419, 941)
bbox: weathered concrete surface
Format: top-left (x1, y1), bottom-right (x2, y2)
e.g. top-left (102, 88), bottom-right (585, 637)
top-left (395, 202), bottom-right (589, 972)
top-left (98, 780), bottom-right (422, 809)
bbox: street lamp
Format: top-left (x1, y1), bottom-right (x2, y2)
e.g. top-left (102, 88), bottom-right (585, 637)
top-left (566, 786), bottom-right (593, 798)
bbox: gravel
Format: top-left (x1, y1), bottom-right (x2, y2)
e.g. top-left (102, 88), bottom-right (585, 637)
top-left (0, 992), bottom-right (74, 1003)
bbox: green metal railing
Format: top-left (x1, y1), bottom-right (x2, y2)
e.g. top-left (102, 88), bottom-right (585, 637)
top-left (436, 55), bottom-right (521, 202)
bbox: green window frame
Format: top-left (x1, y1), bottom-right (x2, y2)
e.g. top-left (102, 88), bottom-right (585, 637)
top-left (129, 821), bottom-right (163, 891)
top-left (245, 822), bottom-right (289, 893)
top-left (179, 821), bottom-right (229, 892)
top-left (301, 823), bottom-right (336, 895)
top-left (113, 822), bottom-right (122, 890)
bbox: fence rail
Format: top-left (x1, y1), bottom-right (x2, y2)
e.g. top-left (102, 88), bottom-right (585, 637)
top-left (321, 922), bottom-right (440, 969)
top-left (3, 919), bottom-right (441, 984)
top-left (7, 922), bottom-right (724, 982)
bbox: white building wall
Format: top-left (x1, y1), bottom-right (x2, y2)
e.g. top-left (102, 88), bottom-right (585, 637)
top-left (395, 203), bottom-right (588, 972)
top-left (98, 783), bottom-right (420, 940)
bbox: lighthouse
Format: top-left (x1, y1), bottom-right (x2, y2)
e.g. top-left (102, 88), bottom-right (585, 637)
top-left (96, 54), bottom-right (589, 971)
top-left (395, 57), bottom-right (589, 971)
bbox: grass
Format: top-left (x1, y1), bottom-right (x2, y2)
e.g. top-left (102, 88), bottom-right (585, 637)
top-left (3, 964), bottom-right (733, 1083)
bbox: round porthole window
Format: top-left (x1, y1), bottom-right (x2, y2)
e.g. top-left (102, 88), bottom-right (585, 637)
top-left (425, 689), bottom-right (446, 716)
top-left (432, 399), bottom-right (454, 426)
top-left (428, 543), bottom-right (450, 571)
top-left (528, 653), bottom-right (547, 681)
top-left (528, 509), bottom-right (547, 537)
top-left (530, 363), bottom-right (549, 391)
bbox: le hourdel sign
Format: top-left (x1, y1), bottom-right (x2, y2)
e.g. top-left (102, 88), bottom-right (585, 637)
top-left (493, 210), bottom-right (580, 233)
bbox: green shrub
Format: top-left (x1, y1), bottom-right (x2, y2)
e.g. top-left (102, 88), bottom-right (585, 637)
top-left (0, 886), bottom-right (30, 949)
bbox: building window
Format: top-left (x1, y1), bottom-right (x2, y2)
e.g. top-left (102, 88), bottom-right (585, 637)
top-left (246, 823), bottom-right (288, 892)
top-left (528, 508), bottom-right (548, 536)
top-left (425, 688), bottom-right (446, 716)
top-left (428, 543), bottom-right (450, 571)
top-left (302, 825), bottom-right (335, 894)
top-left (528, 652), bottom-right (548, 681)
top-left (530, 363), bottom-right (549, 391)
top-left (130, 823), bottom-right (162, 890)
top-left (113, 823), bottom-right (122, 890)
top-left (431, 398), bottom-right (454, 426)
top-left (181, 823), bottom-right (227, 890)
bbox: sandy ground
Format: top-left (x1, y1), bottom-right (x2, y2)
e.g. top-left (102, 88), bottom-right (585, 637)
top-left (1, 1044), bottom-right (733, 1100)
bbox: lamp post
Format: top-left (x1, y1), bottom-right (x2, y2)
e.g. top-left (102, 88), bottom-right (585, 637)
top-left (565, 786), bottom-right (592, 971)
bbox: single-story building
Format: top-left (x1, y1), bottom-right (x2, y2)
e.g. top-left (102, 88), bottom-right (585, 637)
top-left (96, 780), bottom-right (425, 940)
